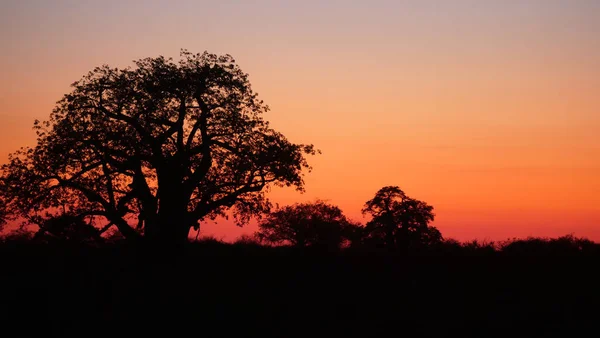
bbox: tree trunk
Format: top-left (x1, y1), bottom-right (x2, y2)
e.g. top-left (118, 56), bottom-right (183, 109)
top-left (146, 196), bottom-right (191, 246)
top-left (150, 165), bottom-right (192, 246)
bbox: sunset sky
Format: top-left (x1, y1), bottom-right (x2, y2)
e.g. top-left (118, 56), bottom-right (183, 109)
top-left (1, 0), bottom-right (599, 241)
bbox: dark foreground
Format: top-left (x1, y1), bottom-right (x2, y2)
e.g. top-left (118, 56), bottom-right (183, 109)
top-left (1, 240), bottom-right (599, 337)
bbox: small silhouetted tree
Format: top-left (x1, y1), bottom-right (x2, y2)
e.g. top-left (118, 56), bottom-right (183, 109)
top-left (0, 50), bottom-right (317, 246)
top-left (362, 186), bottom-right (441, 249)
top-left (255, 200), bottom-right (355, 249)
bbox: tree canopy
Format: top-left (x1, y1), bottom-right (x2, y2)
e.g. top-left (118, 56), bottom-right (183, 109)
top-left (255, 200), bottom-right (357, 249)
top-left (0, 50), bottom-right (317, 245)
top-left (362, 186), bottom-right (441, 248)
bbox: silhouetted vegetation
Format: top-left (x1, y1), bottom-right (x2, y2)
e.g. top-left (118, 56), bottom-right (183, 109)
top-left (1, 191), bottom-right (599, 337)
top-left (1, 233), bottom-right (599, 337)
top-left (0, 50), bottom-right (598, 336)
top-left (0, 50), bottom-right (317, 246)
top-left (32, 213), bottom-right (103, 242)
top-left (255, 200), bottom-right (359, 249)
top-left (361, 186), bottom-right (442, 249)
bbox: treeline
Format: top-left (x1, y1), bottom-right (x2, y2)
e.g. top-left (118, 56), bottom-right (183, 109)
top-left (3, 229), bottom-right (598, 257)
top-left (1, 187), bottom-right (597, 336)
top-left (3, 185), bottom-right (598, 257)
top-left (211, 233), bottom-right (600, 255)
top-left (2, 187), bottom-right (597, 337)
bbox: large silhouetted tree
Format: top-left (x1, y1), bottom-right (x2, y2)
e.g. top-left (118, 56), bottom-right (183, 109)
top-left (255, 200), bottom-right (356, 249)
top-left (362, 186), bottom-right (441, 249)
top-left (0, 50), bottom-right (317, 245)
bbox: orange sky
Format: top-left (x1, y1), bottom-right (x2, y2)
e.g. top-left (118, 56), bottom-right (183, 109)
top-left (1, 1), bottom-right (599, 241)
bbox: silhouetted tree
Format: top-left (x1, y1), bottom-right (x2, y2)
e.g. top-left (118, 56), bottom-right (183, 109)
top-left (362, 186), bottom-right (441, 249)
top-left (255, 200), bottom-right (355, 249)
top-left (0, 50), bottom-right (317, 246)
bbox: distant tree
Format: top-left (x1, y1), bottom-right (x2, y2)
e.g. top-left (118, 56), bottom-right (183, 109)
top-left (255, 200), bottom-right (355, 249)
top-left (0, 50), bottom-right (317, 246)
top-left (362, 186), bottom-right (441, 249)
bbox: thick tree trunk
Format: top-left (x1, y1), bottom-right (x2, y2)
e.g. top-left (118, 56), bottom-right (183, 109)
top-left (145, 196), bottom-right (191, 246)
top-left (146, 164), bottom-right (193, 246)
top-left (156, 217), bottom-right (190, 246)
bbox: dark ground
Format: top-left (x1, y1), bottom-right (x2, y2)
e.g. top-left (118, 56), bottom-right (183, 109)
top-left (1, 240), bottom-right (599, 337)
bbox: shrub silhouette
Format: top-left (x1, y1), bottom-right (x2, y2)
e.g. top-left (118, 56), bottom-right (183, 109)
top-left (1, 228), bottom-right (33, 243)
top-left (500, 235), bottom-right (600, 255)
top-left (234, 234), bottom-right (261, 246)
top-left (32, 214), bottom-right (102, 242)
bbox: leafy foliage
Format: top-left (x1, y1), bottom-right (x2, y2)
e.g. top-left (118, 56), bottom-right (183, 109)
top-left (362, 186), bottom-right (441, 248)
top-left (256, 200), bottom-right (357, 249)
top-left (0, 50), bottom-right (317, 244)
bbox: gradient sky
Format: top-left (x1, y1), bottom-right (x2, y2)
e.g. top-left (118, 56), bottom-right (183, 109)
top-left (1, 0), bottom-right (599, 241)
